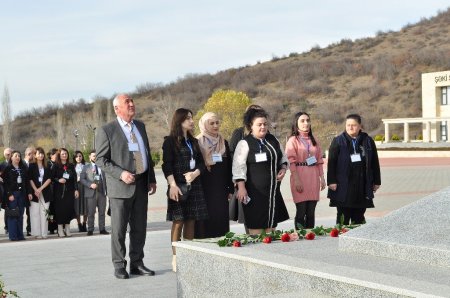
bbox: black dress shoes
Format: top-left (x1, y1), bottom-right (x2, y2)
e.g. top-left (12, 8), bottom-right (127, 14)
top-left (114, 268), bottom-right (129, 279)
top-left (87, 231), bottom-right (93, 236)
top-left (99, 230), bottom-right (110, 235)
top-left (130, 265), bottom-right (155, 276)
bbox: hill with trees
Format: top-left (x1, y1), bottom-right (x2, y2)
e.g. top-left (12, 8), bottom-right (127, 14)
top-left (2, 7), bottom-right (450, 155)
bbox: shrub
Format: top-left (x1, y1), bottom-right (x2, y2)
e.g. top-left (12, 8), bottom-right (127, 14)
top-left (374, 135), bottom-right (385, 141)
top-left (151, 151), bottom-right (161, 166)
top-left (391, 134), bottom-right (401, 141)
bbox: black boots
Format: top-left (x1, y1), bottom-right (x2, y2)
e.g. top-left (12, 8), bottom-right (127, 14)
top-left (78, 222), bottom-right (87, 232)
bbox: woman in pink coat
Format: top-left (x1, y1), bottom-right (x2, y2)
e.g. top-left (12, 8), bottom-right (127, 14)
top-left (285, 112), bottom-right (325, 229)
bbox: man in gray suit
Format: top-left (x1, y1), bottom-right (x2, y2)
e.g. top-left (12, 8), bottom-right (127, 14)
top-left (80, 150), bottom-right (109, 236)
top-left (96, 93), bottom-right (157, 279)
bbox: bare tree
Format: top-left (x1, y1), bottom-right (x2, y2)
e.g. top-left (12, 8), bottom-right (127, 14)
top-left (56, 109), bottom-right (65, 147)
top-left (92, 99), bottom-right (104, 129)
top-left (154, 92), bottom-right (180, 129)
top-left (1, 84), bottom-right (12, 147)
top-left (106, 98), bottom-right (114, 122)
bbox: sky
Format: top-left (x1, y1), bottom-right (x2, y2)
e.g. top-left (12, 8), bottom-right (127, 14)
top-left (1, 0), bottom-right (449, 119)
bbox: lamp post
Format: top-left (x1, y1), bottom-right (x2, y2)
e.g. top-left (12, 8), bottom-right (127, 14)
top-left (86, 124), bottom-right (97, 149)
top-left (73, 129), bottom-right (79, 150)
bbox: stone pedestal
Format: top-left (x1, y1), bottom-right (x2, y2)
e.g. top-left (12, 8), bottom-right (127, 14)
top-left (175, 187), bottom-right (450, 297)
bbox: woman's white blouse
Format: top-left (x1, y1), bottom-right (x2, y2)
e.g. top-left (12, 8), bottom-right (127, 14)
top-left (232, 140), bottom-right (250, 182)
top-left (232, 139), bottom-right (289, 183)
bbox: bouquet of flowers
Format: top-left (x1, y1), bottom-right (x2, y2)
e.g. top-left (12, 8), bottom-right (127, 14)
top-left (40, 200), bottom-right (54, 222)
top-left (61, 165), bottom-right (68, 198)
top-left (0, 274), bottom-right (19, 298)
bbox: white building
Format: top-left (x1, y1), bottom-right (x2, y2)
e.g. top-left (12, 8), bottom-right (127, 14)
top-left (382, 70), bottom-right (450, 143)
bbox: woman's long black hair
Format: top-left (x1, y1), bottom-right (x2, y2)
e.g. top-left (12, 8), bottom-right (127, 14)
top-left (169, 108), bottom-right (200, 152)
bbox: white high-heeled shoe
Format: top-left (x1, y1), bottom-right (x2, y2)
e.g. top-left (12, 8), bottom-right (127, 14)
top-left (57, 225), bottom-right (65, 238)
top-left (172, 255), bottom-right (177, 272)
top-left (65, 225), bottom-right (72, 237)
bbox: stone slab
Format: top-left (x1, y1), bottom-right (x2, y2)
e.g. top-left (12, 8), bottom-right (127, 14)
top-left (339, 186), bottom-right (450, 267)
top-left (175, 235), bottom-right (450, 297)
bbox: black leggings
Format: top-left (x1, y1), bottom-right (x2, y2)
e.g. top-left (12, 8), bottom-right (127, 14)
top-left (295, 201), bottom-right (317, 229)
top-left (336, 207), bottom-right (366, 225)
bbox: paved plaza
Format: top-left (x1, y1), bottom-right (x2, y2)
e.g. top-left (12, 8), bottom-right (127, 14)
top-left (0, 158), bottom-right (450, 297)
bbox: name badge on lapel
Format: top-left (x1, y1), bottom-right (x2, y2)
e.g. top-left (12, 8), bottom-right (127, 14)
top-left (212, 153), bottom-right (223, 163)
top-left (38, 177), bottom-right (43, 183)
top-left (189, 158), bottom-right (196, 169)
top-left (255, 152), bottom-right (267, 163)
top-left (128, 143), bottom-right (139, 152)
top-left (350, 153), bottom-right (361, 162)
top-left (63, 173), bottom-right (70, 179)
top-left (306, 156), bottom-right (317, 166)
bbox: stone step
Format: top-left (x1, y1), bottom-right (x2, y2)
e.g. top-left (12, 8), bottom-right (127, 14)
top-left (339, 186), bottom-right (450, 268)
top-left (175, 235), bottom-right (450, 297)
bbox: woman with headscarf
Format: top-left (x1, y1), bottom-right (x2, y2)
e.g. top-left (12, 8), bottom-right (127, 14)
top-left (195, 112), bottom-right (233, 239)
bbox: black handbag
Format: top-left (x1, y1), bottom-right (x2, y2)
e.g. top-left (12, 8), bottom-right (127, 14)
top-left (167, 183), bottom-right (191, 202)
top-left (229, 189), bottom-right (239, 221)
top-left (5, 207), bottom-right (20, 217)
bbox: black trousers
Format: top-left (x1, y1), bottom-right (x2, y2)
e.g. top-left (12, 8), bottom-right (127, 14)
top-left (295, 201), bottom-right (317, 229)
top-left (26, 206), bottom-right (31, 233)
top-left (336, 207), bottom-right (366, 225)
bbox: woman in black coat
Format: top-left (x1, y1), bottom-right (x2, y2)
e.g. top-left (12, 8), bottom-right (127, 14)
top-left (327, 114), bottom-right (381, 225)
top-left (1, 150), bottom-right (32, 241)
top-left (52, 148), bottom-right (79, 237)
top-left (162, 108), bottom-right (208, 272)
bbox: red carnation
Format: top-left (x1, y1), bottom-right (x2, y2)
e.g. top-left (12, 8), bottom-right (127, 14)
top-left (63, 165), bottom-right (68, 171)
top-left (305, 232), bottom-right (315, 240)
top-left (232, 240), bottom-right (241, 247)
top-left (262, 236), bottom-right (272, 244)
top-left (340, 228), bottom-right (349, 234)
top-left (280, 233), bottom-right (290, 242)
top-left (330, 228), bottom-right (339, 237)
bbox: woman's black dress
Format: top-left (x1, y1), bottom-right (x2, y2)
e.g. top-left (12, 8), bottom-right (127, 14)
top-left (162, 136), bottom-right (209, 222)
top-left (241, 134), bottom-right (289, 229)
top-left (195, 141), bottom-right (233, 238)
top-left (52, 163), bottom-right (77, 224)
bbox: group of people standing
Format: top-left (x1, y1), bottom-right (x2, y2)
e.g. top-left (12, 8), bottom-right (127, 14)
top-left (160, 107), bottom-right (381, 249)
top-left (0, 92), bottom-right (381, 281)
top-left (161, 104), bottom-right (381, 273)
top-left (0, 147), bottom-right (109, 241)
